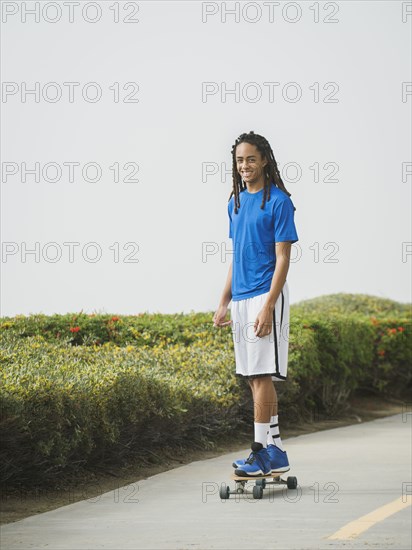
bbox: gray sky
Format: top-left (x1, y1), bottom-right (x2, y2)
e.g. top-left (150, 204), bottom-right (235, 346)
top-left (1, 0), bottom-right (411, 317)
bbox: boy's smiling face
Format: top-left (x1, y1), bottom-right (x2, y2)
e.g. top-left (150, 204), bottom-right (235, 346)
top-left (235, 142), bottom-right (268, 188)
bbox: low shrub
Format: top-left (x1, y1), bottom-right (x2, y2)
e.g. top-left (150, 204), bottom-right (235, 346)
top-left (0, 294), bottom-right (410, 488)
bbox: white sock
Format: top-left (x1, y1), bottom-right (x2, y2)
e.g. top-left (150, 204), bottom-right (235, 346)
top-left (267, 415), bottom-right (284, 451)
top-left (254, 422), bottom-right (270, 447)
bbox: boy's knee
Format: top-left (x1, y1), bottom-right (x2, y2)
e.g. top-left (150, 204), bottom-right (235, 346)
top-left (252, 375), bottom-right (272, 387)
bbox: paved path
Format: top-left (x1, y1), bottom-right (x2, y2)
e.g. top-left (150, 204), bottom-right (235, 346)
top-left (1, 413), bottom-right (411, 550)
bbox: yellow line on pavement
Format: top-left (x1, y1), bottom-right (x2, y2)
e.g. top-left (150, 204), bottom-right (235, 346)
top-left (327, 495), bottom-right (412, 540)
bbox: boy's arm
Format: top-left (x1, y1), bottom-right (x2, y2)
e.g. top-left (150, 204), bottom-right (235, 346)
top-left (262, 242), bottom-right (292, 310)
top-left (213, 261), bottom-right (232, 327)
top-left (254, 242), bottom-right (291, 337)
top-left (218, 260), bottom-right (233, 308)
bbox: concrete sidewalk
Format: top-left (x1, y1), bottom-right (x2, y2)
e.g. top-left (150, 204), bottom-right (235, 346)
top-left (1, 413), bottom-right (411, 550)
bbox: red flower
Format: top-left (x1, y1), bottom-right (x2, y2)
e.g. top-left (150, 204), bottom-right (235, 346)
top-left (111, 316), bottom-right (120, 322)
top-left (378, 349), bottom-right (385, 356)
top-left (397, 327), bottom-right (405, 332)
top-left (387, 328), bottom-right (397, 335)
top-left (70, 326), bottom-right (80, 333)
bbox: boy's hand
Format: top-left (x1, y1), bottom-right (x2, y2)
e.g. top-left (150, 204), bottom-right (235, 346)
top-left (213, 306), bottom-right (232, 327)
top-left (254, 305), bottom-right (274, 337)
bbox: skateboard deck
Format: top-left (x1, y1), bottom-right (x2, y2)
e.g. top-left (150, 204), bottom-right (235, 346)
top-left (231, 471), bottom-right (289, 481)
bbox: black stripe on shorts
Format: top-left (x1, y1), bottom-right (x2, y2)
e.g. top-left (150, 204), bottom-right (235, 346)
top-left (272, 289), bottom-right (285, 379)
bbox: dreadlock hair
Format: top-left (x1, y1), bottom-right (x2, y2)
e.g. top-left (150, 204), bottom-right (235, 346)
top-left (229, 130), bottom-right (294, 214)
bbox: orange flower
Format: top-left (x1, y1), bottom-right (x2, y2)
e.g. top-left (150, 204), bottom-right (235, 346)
top-left (397, 327), bottom-right (405, 332)
top-left (378, 349), bottom-right (385, 356)
top-left (111, 316), bottom-right (120, 322)
top-left (387, 328), bottom-right (397, 335)
top-left (70, 326), bottom-right (80, 333)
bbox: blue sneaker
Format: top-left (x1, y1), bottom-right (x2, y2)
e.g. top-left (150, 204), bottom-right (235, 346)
top-left (232, 452), bottom-right (252, 469)
top-left (234, 442), bottom-right (272, 477)
top-left (233, 444), bottom-right (291, 472)
top-left (266, 444), bottom-right (290, 473)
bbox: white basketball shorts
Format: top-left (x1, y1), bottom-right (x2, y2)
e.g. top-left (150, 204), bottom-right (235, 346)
top-left (230, 281), bottom-right (290, 381)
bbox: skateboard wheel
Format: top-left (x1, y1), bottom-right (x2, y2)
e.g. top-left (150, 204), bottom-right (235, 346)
top-left (287, 476), bottom-right (298, 489)
top-left (255, 479), bottom-right (266, 489)
top-left (220, 484), bottom-right (230, 499)
top-left (252, 485), bottom-right (263, 499)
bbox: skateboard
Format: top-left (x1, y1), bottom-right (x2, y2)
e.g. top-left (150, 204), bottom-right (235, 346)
top-left (220, 471), bottom-right (298, 500)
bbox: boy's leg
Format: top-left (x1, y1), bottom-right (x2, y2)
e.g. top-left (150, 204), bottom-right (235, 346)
top-left (266, 381), bottom-right (285, 451)
top-left (251, 376), bottom-right (276, 423)
top-left (250, 376), bottom-right (276, 446)
top-left (251, 377), bottom-right (286, 451)
top-left (253, 377), bottom-right (289, 472)
top-left (270, 386), bottom-right (277, 417)
top-left (266, 280), bottom-right (289, 450)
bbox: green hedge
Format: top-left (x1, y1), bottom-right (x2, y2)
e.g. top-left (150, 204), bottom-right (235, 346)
top-left (0, 294), bottom-right (410, 488)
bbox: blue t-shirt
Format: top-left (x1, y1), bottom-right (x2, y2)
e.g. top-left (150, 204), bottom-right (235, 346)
top-left (228, 182), bottom-right (299, 301)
